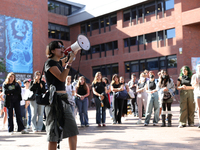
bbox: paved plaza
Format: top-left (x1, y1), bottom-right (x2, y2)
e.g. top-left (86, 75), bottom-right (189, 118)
top-left (0, 104), bottom-right (199, 150)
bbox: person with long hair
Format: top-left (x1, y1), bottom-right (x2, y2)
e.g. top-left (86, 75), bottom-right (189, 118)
top-left (44, 40), bottom-right (79, 150)
top-left (29, 71), bottom-right (46, 132)
top-left (191, 64), bottom-right (200, 128)
top-left (0, 88), bottom-right (7, 130)
top-left (2, 72), bottom-right (29, 134)
top-left (136, 73), bottom-right (148, 124)
top-left (75, 76), bottom-right (90, 127)
top-left (158, 71), bottom-right (175, 127)
top-left (177, 66), bottom-right (195, 128)
top-left (92, 72), bottom-right (107, 126)
top-left (144, 71), bottom-right (159, 126)
top-left (111, 74), bottom-right (125, 124)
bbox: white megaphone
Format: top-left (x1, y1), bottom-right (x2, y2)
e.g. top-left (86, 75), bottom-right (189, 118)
top-left (63, 34), bottom-right (90, 56)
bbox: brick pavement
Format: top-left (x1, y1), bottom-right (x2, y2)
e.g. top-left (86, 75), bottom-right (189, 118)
top-left (0, 104), bottom-right (199, 150)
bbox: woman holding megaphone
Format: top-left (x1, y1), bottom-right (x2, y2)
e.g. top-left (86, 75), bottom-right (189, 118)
top-left (44, 40), bottom-right (79, 150)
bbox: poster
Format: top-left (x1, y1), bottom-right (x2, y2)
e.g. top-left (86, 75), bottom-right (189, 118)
top-left (191, 57), bottom-right (200, 73)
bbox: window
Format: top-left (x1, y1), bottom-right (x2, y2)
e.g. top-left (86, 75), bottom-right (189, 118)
top-left (110, 14), bottom-right (117, 25)
top-left (106, 65), bottom-right (111, 75)
top-left (166, 28), bottom-right (175, 39)
top-left (64, 5), bottom-right (70, 16)
top-left (165, 0), bottom-right (174, 10)
top-left (147, 58), bottom-right (158, 70)
top-left (100, 18), bottom-right (104, 28)
top-left (140, 60), bottom-right (145, 71)
top-left (92, 20), bottom-right (99, 30)
top-left (160, 57), bottom-right (165, 68)
top-left (71, 6), bottom-right (79, 13)
top-left (145, 2), bottom-right (155, 16)
top-left (124, 10), bottom-right (130, 21)
top-left (101, 66), bottom-right (106, 75)
top-left (145, 32), bottom-right (156, 43)
top-left (81, 24), bottom-right (86, 34)
top-left (125, 62), bottom-right (130, 73)
top-left (87, 22), bottom-right (90, 32)
top-left (101, 44), bottom-right (105, 52)
top-left (131, 61), bottom-right (139, 72)
top-left (157, 1), bottom-right (164, 12)
top-left (132, 9), bottom-right (136, 20)
top-left (91, 45), bottom-right (100, 53)
top-left (113, 41), bottom-right (118, 49)
top-left (93, 66), bottom-right (101, 77)
top-left (167, 55), bottom-right (177, 68)
top-left (106, 17), bottom-right (109, 27)
top-left (138, 35), bottom-right (143, 45)
top-left (48, 23), bottom-right (70, 41)
top-left (130, 37), bottom-right (137, 46)
top-left (138, 7), bottom-right (143, 18)
top-left (158, 31), bottom-right (164, 41)
top-left (93, 64), bottom-right (118, 77)
top-left (112, 64), bottom-right (119, 74)
top-left (124, 38), bottom-right (129, 47)
top-left (106, 42), bottom-right (112, 50)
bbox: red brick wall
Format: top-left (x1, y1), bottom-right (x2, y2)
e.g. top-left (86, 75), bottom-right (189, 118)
top-left (181, 0), bottom-right (200, 12)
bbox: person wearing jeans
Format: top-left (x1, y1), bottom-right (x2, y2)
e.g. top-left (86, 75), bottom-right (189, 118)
top-left (29, 71), bottom-right (46, 132)
top-left (144, 71), bottom-right (159, 126)
top-left (75, 76), bottom-right (90, 127)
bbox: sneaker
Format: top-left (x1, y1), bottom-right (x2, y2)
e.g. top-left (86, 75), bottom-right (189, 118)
top-left (137, 119), bottom-right (142, 124)
top-left (21, 129), bottom-right (29, 134)
top-left (81, 125), bottom-right (85, 127)
top-left (112, 121), bottom-right (117, 125)
top-left (153, 123), bottom-right (157, 126)
top-left (102, 124), bottom-right (106, 127)
top-left (85, 124), bottom-right (89, 127)
top-left (144, 123), bottom-right (148, 126)
top-left (98, 124), bottom-right (101, 127)
top-left (178, 124), bottom-right (186, 128)
top-left (121, 117), bottom-right (125, 122)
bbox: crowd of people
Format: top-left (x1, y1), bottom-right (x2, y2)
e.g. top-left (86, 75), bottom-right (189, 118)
top-left (0, 40), bottom-right (200, 150)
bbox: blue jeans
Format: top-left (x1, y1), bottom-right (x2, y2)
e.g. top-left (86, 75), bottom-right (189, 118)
top-left (27, 104), bottom-right (31, 126)
top-left (145, 92), bottom-right (159, 124)
top-left (95, 97), bottom-right (106, 124)
top-left (76, 97), bottom-right (89, 125)
top-left (30, 100), bottom-right (44, 131)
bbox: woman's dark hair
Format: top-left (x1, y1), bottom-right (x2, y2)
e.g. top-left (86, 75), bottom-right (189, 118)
top-left (179, 66), bottom-right (193, 78)
top-left (102, 77), bottom-right (109, 84)
top-left (77, 76), bottom-right (87, 91)
top-left (159, 71), bottom-right (170, 88)
top-left (111, 74), bottom-right (119, 85)
top-left (46, 41), bottom-right (61, 58)
top-left (34, 71), bottom-right (41, 78)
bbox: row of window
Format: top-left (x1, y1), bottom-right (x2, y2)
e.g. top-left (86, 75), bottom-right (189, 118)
top-left (82, 41), bottom-right (118, 55)
top-left (93, 63), bottom-right (119, 77)
top-left (124, 28), bottom-right (175, 47)
top-left (125, 55), bottom-right (177, 73)
top-left (48, 0), bottom-right (80, 16)
top-left (80, 13), bottom-right (117, 34)
top-left (124, 0), bottom-right (174, 22)
top-left (48, 23), bottom-right (70, 41)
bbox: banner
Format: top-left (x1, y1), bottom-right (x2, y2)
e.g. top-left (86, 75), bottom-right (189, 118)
top-left (191, 57), bottom-right (200, 73)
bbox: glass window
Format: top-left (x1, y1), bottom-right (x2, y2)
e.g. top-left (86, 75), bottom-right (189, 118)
top-left (101, 66), bottom-right (106, 75)
top-left (130, 37), bottom-right (137, 46)
top-left (158, 31), bottom-right (164, 41)
top-left (132, 9), bottom-right (136, 20)
top-left (160, 57), bottom-right (165, 68)
top-left (92, 45), bottom-right (100, 53)
top-left (138, 35), bottom-right (143, 45)
top-left (106, 17), bottom-right (109, 26)
top-left (112, 64), bottom-right (119, 74)
top-left (71, 6), bottom-right (79, 13)
top-left (138, 7), bottom-right (143, 18)
top-left (145, 3), bottom-right (155, 16)
top-left (81, 24), bottom-right (86, 34)
top-left (131, 61), bottom-right (139, 72)
top-left (165, 0), bottom-right (174, 10)
top-left (101, 44), bottom-right (105, 52)
top-left (166, 28), bottom-right (175, 39)
top-left (106, 65), bottom-right (111, 75)
top-left (87, 22), bottom-right (90, 32)
top-left (140, 60), bottom-right (145, 71)
top-left (124, 10), bottom-right (130, 21)
top-left (93, 66), bottom-right (101, 77)
top-left (124, 39), bottom-right (129, 47)
top-left (125, 62), bottom-right (130, 73)
top-left (48, 2), bottom-right (55, 12)
top-left (92, 20), bottom-right (99, 30)
top-left (145, 32), bottom-right (156, 43)
top-left (106, 42), bottom-right (112, 50)
top-left (64, 6), bottom-right (70, 16)
top-left (110, 14), bottom-right (117, 25)
top-left (167, 55), bottom-right (177, 68)
top-left (55, 3), bottom-right (60, 14)
top-left (147, 58), bottom-right (158, 70)
top-left (100, 18), bottom-right (104, 28)
top-left (157, 1), bottom-right (164, 12)
top-left (60, 5), bottom-right (65, 15)
top-left (113, 41), bottom-right (118, 49)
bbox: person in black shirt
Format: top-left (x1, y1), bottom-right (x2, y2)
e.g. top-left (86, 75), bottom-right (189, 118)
top-left (177, 66), bottom-right (195, 128)
top-left (92, 72), bottom-right (107, 127)
top-left (111, 74), bottom-right (124, 124)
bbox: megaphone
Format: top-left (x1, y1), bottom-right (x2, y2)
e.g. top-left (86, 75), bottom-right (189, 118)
top-left (63, 34), bottom-right (90, 56)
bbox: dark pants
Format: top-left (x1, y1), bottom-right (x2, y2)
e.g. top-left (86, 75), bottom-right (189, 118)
top-left (20, 105), bottom-right (26, 126)
top-left (131, 95), bottom-right (138, 115)
top-left (113, 97), bottom-right (124, 123)
top-left (7, 99), bottom-right (25, 132)
top-left (95, 97), bottom-right (106, 124)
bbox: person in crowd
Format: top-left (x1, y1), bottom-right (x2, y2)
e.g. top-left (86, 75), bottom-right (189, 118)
top-left (177, 66), bottom-right (195, 128)
top-left (65, 75), bottom-right (76, 118)
top-left (158, 71), bottom-right (175, 127)
top-left (102, 77), bottom-right (112, 119)
top-left (191, 64), bottom-right (200, 128)
top-left (120, 76), bottom-right (129, 122)
top-left (44, 40), bottom-right (78, 150)
top-left (75, 76), bottom-right (90, 127)
top-left (136, 73), bottom-right (147, 124)
top-left (157, 71), bottom-right (162, 117)
top-left (17, 80), bottom-right (26, 127)
top-left (2, 72), bottom-right (29, 134)
top-left (144, 70), bottom-right (149, 81)
top-left (92, 72), bottom-right (107, 127)
top-left (29, 71), bottom-right (46, 132)
top-left (128, 73), bottom-right (138, 117)
top-left (0, 88), bottom-right (7, 130)
top-left (144, 71), bottom-right (159, 126)
top-left (23, 79), bottom-right (32, 129)
top-left (111, 74), bottom-right (125, 124)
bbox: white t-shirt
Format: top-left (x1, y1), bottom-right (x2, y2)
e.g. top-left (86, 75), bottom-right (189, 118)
top-left (191, 74), bottom-right (200, 96)
top-left (65, 84), bottom-right (76, 105)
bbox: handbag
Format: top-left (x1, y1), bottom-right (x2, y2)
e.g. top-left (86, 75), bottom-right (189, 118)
top-left (26, 91), bottom-right (35, 101)
top-left (163, 92), bottom-right (171, 101)
top-left (35, 92), bottom-right (50, 105)
top-left (115, 90), bottom-right (128, 100)
top-left (128, 89), bottom-right (135, 99)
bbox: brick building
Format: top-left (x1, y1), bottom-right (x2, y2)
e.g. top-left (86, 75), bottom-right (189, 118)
top-left (0, 0), bottom-right (200, 86)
